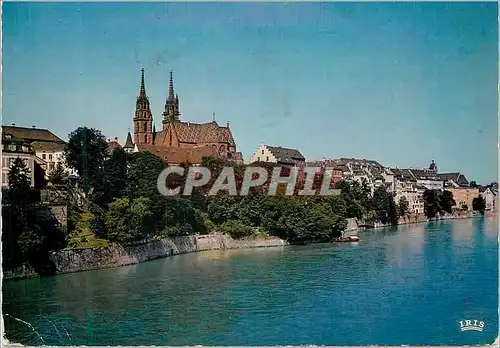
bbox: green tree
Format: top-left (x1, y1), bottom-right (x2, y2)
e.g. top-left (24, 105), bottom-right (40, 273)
top-left (371, 186), bottom-right (397, 224)
top-left (5, 157), bottom-right (33, 206)
top-left (126, 152), bottom-right (167, 231)
top-left (92, 147), bottom-right (128, 206)
top-left (306, 202), bottom-right (346, 241)
top-left (336, 180), bottom-right (364, 219)
top-left (163, 198), bottom-right (206, 236)
top-left (388, 197), bottom-right (398, 224)
top-left (439, 190), bottom-right (456, 214)
top-left (324, 195), bottom-right (348, 218)
top-left (2, 158), bottom-right (66, 274)
top-left (64, 127), bottom-right (108, 193)
top-left (472, 196), bottom-right (486, 214)
top-left (220, 220), bottom-right (254, 239)
top-left (18, 206), bottom-right (67, 274)
top-left (105, 197), bottom-right (153, 243)
top-left (206, 195), bottom-right (241, 225)
top-left (423, 189), bottom-right (440, 218)
top-left (237, 195), bottom-right (265, 227)
top-left (397, 196), bottom-right (409, 217)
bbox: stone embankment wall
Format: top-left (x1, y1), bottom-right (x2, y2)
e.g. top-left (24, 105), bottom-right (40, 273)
top-left (49, 234), bottom-right (288, 275)
top-left (346, 211), bottom-right (477, 233)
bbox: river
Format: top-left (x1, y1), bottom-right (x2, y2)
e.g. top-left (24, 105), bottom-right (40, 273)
top-left (3, 216), bottom-right (498, 345)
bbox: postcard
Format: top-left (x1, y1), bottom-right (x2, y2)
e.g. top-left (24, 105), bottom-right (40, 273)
top-left (1, 2), bottom-right (498, 347)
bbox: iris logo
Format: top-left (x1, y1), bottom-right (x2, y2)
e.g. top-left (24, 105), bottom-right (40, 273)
top-left (459, 320), bottom-right (485, 332)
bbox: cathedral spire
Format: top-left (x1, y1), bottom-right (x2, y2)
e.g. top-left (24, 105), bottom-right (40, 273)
top-left (139, 68), bottom-right (147, 99)
top-left (162, 70), bottom-right (180, 127)
top-left (134, 68), bottom-right (153, 145)
top-left (168, 71), bottom-right (175, 102)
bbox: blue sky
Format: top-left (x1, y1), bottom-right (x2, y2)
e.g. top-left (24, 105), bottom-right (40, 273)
top-left (3, 2), bottom-right (498, 183)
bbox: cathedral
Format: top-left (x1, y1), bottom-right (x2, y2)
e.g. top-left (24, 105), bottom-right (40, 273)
top-left (122, 69), bottom-right (242, 165)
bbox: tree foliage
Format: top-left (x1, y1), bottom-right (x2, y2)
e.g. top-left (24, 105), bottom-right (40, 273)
top-left (105, 197), bottom-right (153, 243)
top-left (472, 196), bottom-right (486, 214)
top-left (64, 127), bottom-right (108, 192)
top-left (369, 186), bottom-right (398, 225)
top-left (397, 196), bottom-right (409, 217)
top-left (439, 190), bottom-right (456, 214)
top-left (48, 162), bottom-right (69, 186)
top-left (2, 158), bottom-right (66, 274)
top-left (423, 189), bottom-right (456, 218)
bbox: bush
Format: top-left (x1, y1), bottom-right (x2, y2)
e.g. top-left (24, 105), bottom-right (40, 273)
top-left (201, 212), bottom-right (216, 234)
top-left (220, 220), bottom-right (255, 239)
top-left (105, 197), bottom-right (153, 243)
top-left (163, 198), bottom-right (206, 235)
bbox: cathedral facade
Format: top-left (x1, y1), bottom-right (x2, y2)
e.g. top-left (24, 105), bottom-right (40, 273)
top-left (124, 69), bottom-right (242, 165)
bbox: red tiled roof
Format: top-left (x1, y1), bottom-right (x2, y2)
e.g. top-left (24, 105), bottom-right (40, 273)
top-left (107, 141), bottom-right (122, 155)
top-left (155, 121), bottom-right (236, 145)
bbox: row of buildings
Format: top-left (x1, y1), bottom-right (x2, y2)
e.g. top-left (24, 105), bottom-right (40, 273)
top-left (2, 69), bottom-right (497, 215)
top-left (247, 146), bottom-right (497, 214)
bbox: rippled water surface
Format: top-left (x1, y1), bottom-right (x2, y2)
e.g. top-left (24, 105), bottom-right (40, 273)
top-left (3, 216), bottom-right (498, 345)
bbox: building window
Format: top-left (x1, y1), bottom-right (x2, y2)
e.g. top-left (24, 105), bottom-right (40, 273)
top-left (2, 172), bottom-right (7, 185)
top-left (266, 156), bottom-right (269, 161)
top-left (257, 156), bottom-right (260, 161)
top-left (42, 154), bottom-right (46, 160)
top-left (49, 154), bottom-right (52, 160)
top-left (261, 149), bottom-right (264, 154)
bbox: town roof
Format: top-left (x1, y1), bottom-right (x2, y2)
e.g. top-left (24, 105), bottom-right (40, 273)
top-left (265, 145), bottom-right (305, 164)
top-left (2, 125), bottom-right (65, 143)
top-left (31, 141), bottom-right (65, 152)
top-left (410, 169), bottom-right (440, 181)
top-left (107, 141), bottom-right (122, 155)
top-left (438, 172), bottom-right (469, 186)
top-left (337, 157), bottom-right (384, 168)
top-left (391, 168), bottom-right (415, 181)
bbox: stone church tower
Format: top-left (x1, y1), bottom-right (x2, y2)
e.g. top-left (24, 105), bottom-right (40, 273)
top-left (133, 68), bottom-right (153, 145)
top-left (162, 71), bottom-right (180, 128)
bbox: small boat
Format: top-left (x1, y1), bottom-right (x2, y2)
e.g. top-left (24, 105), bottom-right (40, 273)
top-left (334, 235), bottom-right (360, 243)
